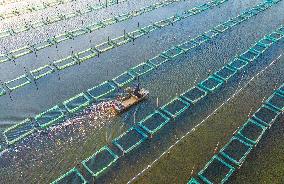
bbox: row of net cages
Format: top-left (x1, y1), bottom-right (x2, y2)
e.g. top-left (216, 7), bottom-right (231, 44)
top-left (188, 83), bottom-right (283, 184)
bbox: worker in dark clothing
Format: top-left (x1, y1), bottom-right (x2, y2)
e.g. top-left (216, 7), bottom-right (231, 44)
top-left (134, 83), bottom-right (142, 98)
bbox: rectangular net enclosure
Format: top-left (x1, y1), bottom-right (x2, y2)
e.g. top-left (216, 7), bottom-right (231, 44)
top-left (51, 167), bottom-right (87, 184)
top-left (198, 76), bottom-right (224, 92)
top-left (87, 81), bottom-right (116, 100)
top-left (130, 62), bottom-right (155, 77)
top-left (101, 17), bottom-right (118, 26)
top-left (192, 34), bottom-right (210, 45)
top-left (74, 48), bottom-right (98, 63)
top-left (166, 15), bottom-right (182, 24)
top-left (13, 25), bottom-right (30, 34)
top-left (0, 54), bottom-right (9, 63)
top-left (252, 105), bottom-right (280, 127)
top-left (223, 19), bottom-right (239, 27)
top-left (94, 41), bottom-right (115, 53)
top-left (46, 15), bottom-right (63, 24)
top-left (63, 93), bottom-right (92, 113)
top-left (138, 110), bottom-right (170, 135)
top-left (147, 54), bottom-right (169, 67)
top-left (32, 39), bottom-right (54, 51)
top-left (232, 15), bottom-right (246, 24)
top-left (35, 105), bottom-right (65, 129)
top-left (197, 3), bottom-right (212, 11)
top-left (113, 127), bottom-right (148, 154)
top-left (162, 46), bottom-right (184, 59)
top-left (213, 24), bottom-right (229, 33)
top-left (239, 49), bottom-right (260, 62)
top-left (141, 25), bottom-right (158, 33)
top-left (177, 40), bottom-right (198, 52)
top-left (187, 177), bottom-right (201, 184)
top-left (227, 57), bottom-right (249, 71)
top-left (30, 65), bottom-right (55, 80)
top-left (219, 136), bottom-right (253, 166)
top-left (153, 19), bottom-right (171, 28)
top-left (160, 97), bottom-right (191, 118)
top-left (31, 20), bottom-right (46, 29)
top-left (53, 32), bottom-right (73, 44)
top-left (198, 155), bottom-right (235, 184)
top-left (5, 74), bottom-right (32, 91)
top-left (53, 55), bottom-right (78, 70)
top-left (115, 13), bottom-right (132, 22)
top-left (112, 71), bottom-right (136, 87)
top-left (0, 85), bottom-right (6, 97)
top-left (82, 146), bottom-right (118, 178)
top-left (276, 26), bottom-right (284, 35)
top-left (237, 119), bottom-right (267, 145)
top-left (258, 36), bottom-right (275, 47)
top-left (250, 42), bottom-right (268, 54)
top-left (278, 83), bottom-right (284, 95)
top-left (4, 118), bottom-right (36, 145)
top-left (214, 66), bottom-right (237, 81)
top-left (68, 28), bottom-right (89, 38)
top-left (268, 32), bottom-right (283, 41)
top-left (186, 7), bottom-right (202, 15)
top-left (127, 29), bottom-right (146, 39)
top-left (9, 46), bottom-right (32, 59)
top-left (86, 22), bottom-right (105, 32)
top-left (181, 86), bottom-right (208, 104)
top-left (265, 92), bottom-right (284, 112)
top-left (204, 29), bottom-right (220, 38)
top-left (111, 35), bottom-right (132, 46)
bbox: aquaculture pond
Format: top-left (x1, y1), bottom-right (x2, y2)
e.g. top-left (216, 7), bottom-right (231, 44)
top-left (0, 0), bottom-right (283, 183)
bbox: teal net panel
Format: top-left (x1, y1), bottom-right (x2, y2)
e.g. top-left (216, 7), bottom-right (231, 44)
top-left (253, 105), bottom-right (280, 127)
top-left (51, 168), bottom-right (87, 184)
top-left (94, 41), bottom-right (115, 53)
top-left (198, 155), bottom-right (235, 184)
top-left (265, 92), bottom-right (284, 112)
top-left (213, 24), bottom-right (229, 33)
top-left (0, 85), bottom-right (6, 97)
top-left (153, 19), bottom-right (171, 28)
top-left (237, 119), bottom-right (267, 145)
top-left (32, 39), bottom-right (54, 51)
top-left (5, 74), bottom-right (31, 91)
top-left (4, 119), bottom-right (36, 145)
top-left (188, 178), bottom-right (201, 184)
top-left (204, 29), bottom-right (219, 38)
top-left (35, 105), bottom-right (65, 129)
top-left (258, 36), bottom-right (275, 47)
top-left (181, 86), bottom-right (208, 104)
top-left (177, 40), bottom-right (198, 52)
top-left (228, 57), bottom-right (249, 71)
top-left (160, 97), bottom-right (190, 118)
top-left (147, 54), bottom-right (169, 67)
top-left (250, 42), bottom-right (268, 54)
top-left (63, 93), bottom-right (91, 113)
top-left (131, 62), bottom-right (155, 76)
top-left (53, 56), bottom-right (78, 70)
top-left (138, 110), bottom-right (170, 135)
top-left (239, 49), bottom-right (260, 62)
top-left (87, 81), bottom-right (116, 100)
top-left (162, 46), bottom-right (184, 59)
top-left (74, 48), bottom-right (98, 63)
top-left (82, 146), bottom-right (118, 178)
top-left (0, 54), bottom-right (10, 63)
top-left (223, 19), bottom-right (239, 27)
top-left (127, 29), bottom-right (146, 39)
top-left (198, 76), bottom-right (224, 92)
top-left (9, 46), bottom-right (32, 59)
top-left (113, 127), bottom-right (148, 154)
top-left (192, 34), bottom-right (210, 45)
top-left (111, 35), bottom-right (132, 46)
top-left (214, 66), bottom-right (237, 81)
top-left (268, 32), bottom-right (283, 41)
top-left (53, 32), bottom-right (73, 44)
top-left (141, 24), bottom-right (158, 33)
top-left (219, 136), bottom-right (253, 166)
top-left (112, 71), bottom-right (136, 87)
top-left (30, 65), bottom-right (55, 80)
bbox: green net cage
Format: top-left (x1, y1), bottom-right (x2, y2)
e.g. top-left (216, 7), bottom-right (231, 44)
top-left (51, 167), bottom-right (87, 184)
top-left (35, 105), bottom-right (65, 129)
top-left (87, 81), bottom-right (116, 100)
top-left (63, 93), bottom-right (92, 113)
top-left (160, 97), bottom-right (190, 118)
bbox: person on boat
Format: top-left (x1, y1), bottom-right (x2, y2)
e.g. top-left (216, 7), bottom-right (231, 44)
top-left (134, 83), bottom-right (142, 98)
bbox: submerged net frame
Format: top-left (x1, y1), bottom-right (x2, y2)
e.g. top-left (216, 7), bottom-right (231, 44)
top-left (63, 93), bottom-right (92, 113)
top-left (214, 66), bottom-right (237, 81)
top-left (74, 48), bottom-right (98, 63)
top-left (162, 46), bottom-right (184, 59)
top-left (51, 167), bottom-right (87, 184)
top-left (252, 104), bottom-right (280, 127)
top-left (113, 127), bottom-right (148, 154)
top-left (160, 97), bottom-right (191, 118)
top-left (30, 65), bottom-right (55, 80)
top-left (9, 46), bottom-right (33, 59)
top-left (112, 71), bottom-right (136, 87)
top-left (239, 49), bottom-right (260, 62)
top-left (177, 40), bottom-right (198, 52)
top-left (237, 119), bottom-right (267, 145)
top-left (250, 42), bottom-right (268, 54)
top-left (219, 136), bottom-right (253, 166)
top-left (198, 75), bottom-right (224, 92)
top-left (147, 54), bottom-right (170, 67)
top-left (82, 146), bottom-right (118, 178)
top-left (35, 105), bottom-right (65, 129)
top-left (188, 177), bottom-right (201, 184)
top-left (5, 74), bottom-right (32, 91)
top-left (278, 83), bottom-right (284, 95)
top-left (192, 34), bottom-right (211, 45)
top-left (32, 39), bottom-right (55, 51)
top-left (130, 62), bottom-right (155, 77)
top-left (265, 92), bottom-right (284, 112)
top-left (0, 53), bottom-right (10, 63)
top-left (227, 57), bottom-right (249, 71)
top-left (198, 155), bottom-right (235, 184)
top-left (181, 86), bottom-right (208, 104)
top-left (138, 110), bottom-right (170, 135)
top-left (4, 118), bottom-right (36, 145)
top-left (87, 81), bottom-right (116, 100)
